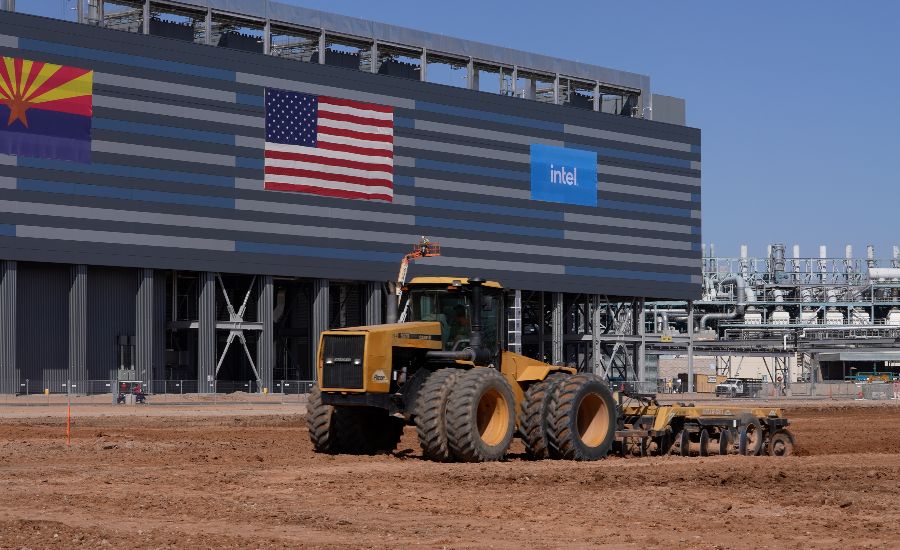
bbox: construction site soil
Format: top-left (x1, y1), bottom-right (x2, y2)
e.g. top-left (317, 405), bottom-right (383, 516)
top-left (0, 400), bottom-right (899, 549)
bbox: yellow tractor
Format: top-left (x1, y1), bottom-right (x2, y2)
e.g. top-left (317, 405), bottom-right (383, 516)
top-left (306, 276), bottom-right (619, 462)
top-left (306, 276), bottom-right (796, 461)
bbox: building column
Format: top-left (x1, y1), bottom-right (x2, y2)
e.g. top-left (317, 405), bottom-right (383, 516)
top-left (551, 292), bottom-right (563, 366)
top-left (197, 271), bottom-right (216, 393)
top-left (311, 279), bottom-right (329, 381)
top-left (142, 0), bottom-right (149, 34)
top-left (135, 268), bottom-right (155, 388)
top-left (634, 299), bottom-right (646, 386)
top-left (68, 264), bottom-right (87, 394)
top-left (687, 300), bottom-right (695, 392)
top-left (365, 282), bottom-right (382, 326)
top-left (256, 275), bottom-right (274, 393)
top-left (0, 261), bottom-right (16, 394)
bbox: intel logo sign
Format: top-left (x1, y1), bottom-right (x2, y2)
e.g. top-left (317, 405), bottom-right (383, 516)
top-left (530, 144), bottom-right (598, 207)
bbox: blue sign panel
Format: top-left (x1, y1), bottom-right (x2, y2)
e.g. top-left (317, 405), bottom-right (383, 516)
top-left (530, 144), bottom-right (598, 207)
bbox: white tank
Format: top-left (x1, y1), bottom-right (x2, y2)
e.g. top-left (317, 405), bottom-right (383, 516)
top-left (850, 308), bottom-right (870, 325)
top-left (744, 309), bottom-right (763, 325)
top-left (800, 309), bottom-right (818, 325)
top-left (887, 309), bottom-right (900, 326)
top-left (825, 308), bottom-right (844, 325)
top-left (771, 307), bottom-right (790, 325)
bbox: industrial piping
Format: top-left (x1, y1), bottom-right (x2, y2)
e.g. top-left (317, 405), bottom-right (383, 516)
top-left (699, 276), bottom-right (750, 329)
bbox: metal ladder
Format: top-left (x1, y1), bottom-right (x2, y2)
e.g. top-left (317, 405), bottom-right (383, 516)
top-left (507, 290), bottom-right (522, 354)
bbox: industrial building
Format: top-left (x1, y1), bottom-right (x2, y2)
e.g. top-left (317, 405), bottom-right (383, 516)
top-left (0, 1), bottom-right (701, 394)
top-left (651, 244), bottom-right (900, 392)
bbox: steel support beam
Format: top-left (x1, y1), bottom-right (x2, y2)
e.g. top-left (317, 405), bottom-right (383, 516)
top-left (197, 271), bottom-right (216, 393)
top-left (419, 48), bottom-right (427, 81)
top-left (0, 261), bottom-right (16, 394)
top-left (311, 279), bottom-right (329, 380)
top-left (68, 265), bottom-right (87, 393)
top-left (204, 8), bottom-right (211, 45)
top-left (257, 275), bottom-right (274, 392)
top-left (635, 298), bottom-right (646, 383)
top-left (591, 294), bottom-right (602, 375)
top-left (142, 0), bottom-right (149, 34)
top-left (552, 292), bottom-right (563, 365)
top-left (365, 281), bottom-right (382, 326)
top-left (687, 300), bottom-right (695, 392)
top-left (135, 268), bottom-right (156, 387)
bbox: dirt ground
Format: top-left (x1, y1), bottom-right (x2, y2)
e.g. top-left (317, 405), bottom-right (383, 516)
top-left (0, 400), bottom-right (899, 549)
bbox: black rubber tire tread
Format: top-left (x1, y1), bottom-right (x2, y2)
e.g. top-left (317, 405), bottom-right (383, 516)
top-left (547, 374), bottom-right (617, 461)
top-left (332, 407), bottom-right (377, 455)
top-left (306, 384), bottom-right (335, 453)
top-left (520, 372), bottom-right (569, 460)
top-left (768, 429), bottom-right (795, 457)
top-left (414, 368), bottom-right (463, 461)
top-left (368, 410), bottom-right (405, 453)
top-left (699, 429), bottom-right (710, 457)
top-left (738, 422), bottom-right (764, 456)
top-left (445, 368), bottom-right (516, 462)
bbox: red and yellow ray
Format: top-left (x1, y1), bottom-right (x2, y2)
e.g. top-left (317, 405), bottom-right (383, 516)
top-left (0, 56), bottom-right (93, 128)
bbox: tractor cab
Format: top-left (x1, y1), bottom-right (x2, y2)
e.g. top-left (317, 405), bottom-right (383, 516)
top-left (403, 277), bottom-right (504, 359)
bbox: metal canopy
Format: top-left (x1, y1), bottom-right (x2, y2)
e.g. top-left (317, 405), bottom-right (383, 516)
top-left (817, 351), bottom-right (900, 362)
top-left (167, 0), bottom-right (650, 95)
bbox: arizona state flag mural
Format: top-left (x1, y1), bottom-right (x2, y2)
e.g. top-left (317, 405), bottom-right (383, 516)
top-left (0, 56), bottom-right (93, 163)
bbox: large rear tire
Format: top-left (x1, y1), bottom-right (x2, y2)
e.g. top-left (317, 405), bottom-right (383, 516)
top-left (547, 374), bottom-right (617, 461)
top-left (446, 368), bottom-right (516, 462)
top-left (306, 384), bottom-right (335, 453)
top-left (415, 368), bottom-right (463, 461)
top-left (520, 372), bottom-right (568, 459)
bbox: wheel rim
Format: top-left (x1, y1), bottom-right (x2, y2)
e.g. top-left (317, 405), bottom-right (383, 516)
top-left (771, 435), bottom-right (791, 456)
top-left (576, 393), bottom-right (609, 447)
top-left (476, 388), bottom-right (509, 446)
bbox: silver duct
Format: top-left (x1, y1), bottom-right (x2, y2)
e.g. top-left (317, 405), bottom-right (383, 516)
top-left (700, 276), bottom-right (749, 329)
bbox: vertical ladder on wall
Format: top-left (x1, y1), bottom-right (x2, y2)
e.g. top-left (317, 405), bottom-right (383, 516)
top-left (507, 290), bottom-right (522, 354)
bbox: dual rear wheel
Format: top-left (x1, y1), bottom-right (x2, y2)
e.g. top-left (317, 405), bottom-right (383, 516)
top-left (419, 369), bottom-right (617, 462)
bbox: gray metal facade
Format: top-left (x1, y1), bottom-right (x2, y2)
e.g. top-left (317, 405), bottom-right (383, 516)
top-left (0, 12), bottom-right (700, 299)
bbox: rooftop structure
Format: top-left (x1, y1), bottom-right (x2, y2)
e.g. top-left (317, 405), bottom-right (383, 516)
top-left (54, 0), bottom-right (686, 123)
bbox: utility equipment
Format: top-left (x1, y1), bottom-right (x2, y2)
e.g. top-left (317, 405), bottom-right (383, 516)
top-left (306, 276), bottom-right (796, 462)
top-left (395, 237), bottom-right (441, 305)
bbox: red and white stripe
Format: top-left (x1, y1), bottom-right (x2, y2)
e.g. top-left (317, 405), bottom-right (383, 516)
top-left (264, 96), bottom-right (394, 202)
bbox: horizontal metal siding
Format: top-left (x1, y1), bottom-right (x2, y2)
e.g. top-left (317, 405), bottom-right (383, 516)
top-left (16, 262), bottom-right (69, 391)
top-left (0, 13), bottom-right (702, 300)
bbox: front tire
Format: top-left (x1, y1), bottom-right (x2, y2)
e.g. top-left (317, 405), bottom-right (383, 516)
top-left (446, 369), bottom-right (516, 462)
top-left (306, 384), bottom-right (335, 453)
top-left (547, 374), bottom-right (617, 461)
top-left (415, 368), bottom-right (462, 461)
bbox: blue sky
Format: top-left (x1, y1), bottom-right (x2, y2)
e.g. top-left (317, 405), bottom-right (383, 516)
top-left (20, 1), bottom-right (900, 261)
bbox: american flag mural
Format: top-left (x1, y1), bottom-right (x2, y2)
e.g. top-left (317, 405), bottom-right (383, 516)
top-left (264, 89), bottom-right (394, 202)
